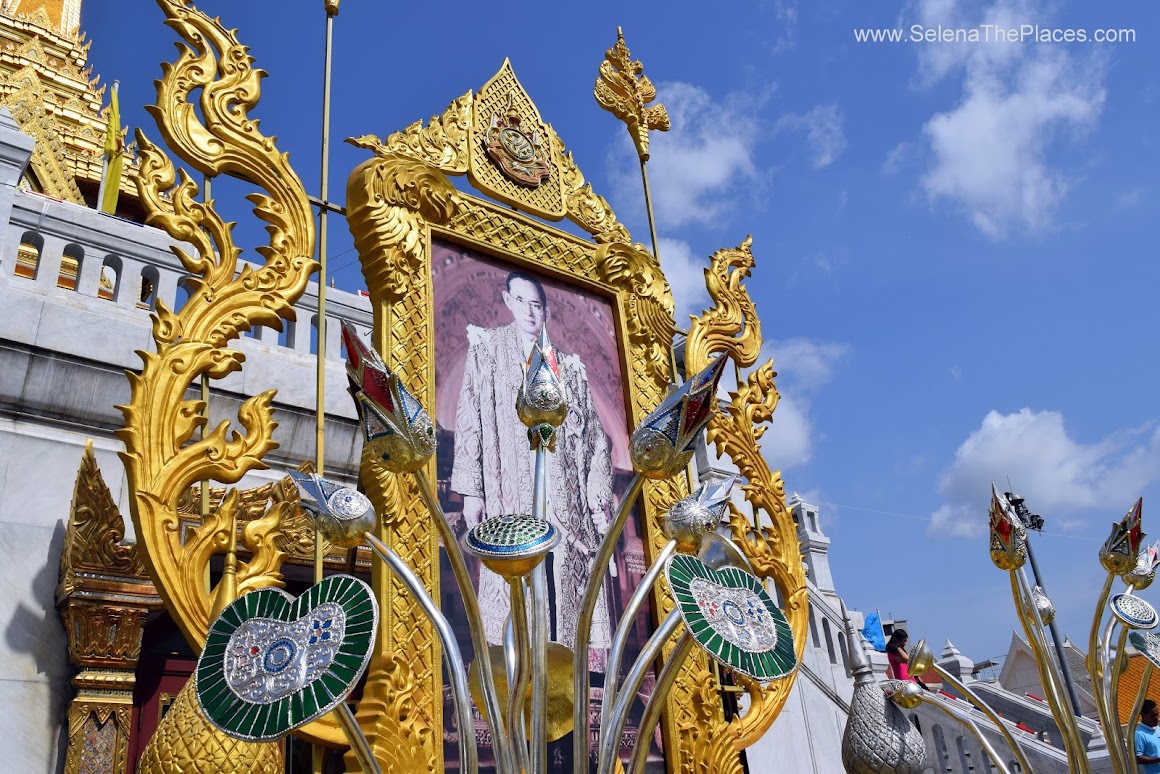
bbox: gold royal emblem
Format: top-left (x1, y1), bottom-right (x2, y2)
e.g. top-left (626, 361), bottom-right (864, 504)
top-left (485, 93), bottom-right (552, 187)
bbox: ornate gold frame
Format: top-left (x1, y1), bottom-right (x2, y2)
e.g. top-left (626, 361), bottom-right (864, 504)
top-left (117, 4), bottom-right (806, 772)
top-left (343, 61), bottom-right (807, 773)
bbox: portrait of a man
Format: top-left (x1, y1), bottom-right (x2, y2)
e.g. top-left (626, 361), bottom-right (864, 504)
top-left (450, 269), bottom-right (614, 658)
top-left (431, 239), bottom-right (663, 771)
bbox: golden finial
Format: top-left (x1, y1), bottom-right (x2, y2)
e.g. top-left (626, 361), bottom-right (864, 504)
top-left (325, 0), bottom-right (340, 16)
top-left (594, 27), bottom-right (670, 162)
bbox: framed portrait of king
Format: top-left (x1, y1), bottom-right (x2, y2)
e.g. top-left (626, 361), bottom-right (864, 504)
top-left (342, 60), bottom-right (734, 774)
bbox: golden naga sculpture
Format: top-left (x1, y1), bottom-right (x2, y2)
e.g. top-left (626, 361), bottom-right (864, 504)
top-left (684, 237), bottom-right (809, 760)
top-left (115, 1), bottom-right (806, 771)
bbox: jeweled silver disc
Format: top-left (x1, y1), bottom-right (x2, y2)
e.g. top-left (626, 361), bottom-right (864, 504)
top-left (327, 488), bottom-right (371, 521)
top-left (1110, 593), bottom-right (1158, 629)
top-left (464, 513), bottom-right (559, 559)
top-left (224, 601), bottom-right (346, 705)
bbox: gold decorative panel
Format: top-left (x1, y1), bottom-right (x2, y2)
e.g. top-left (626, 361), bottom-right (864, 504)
top-left (468, 59), bottom-right (566, 219)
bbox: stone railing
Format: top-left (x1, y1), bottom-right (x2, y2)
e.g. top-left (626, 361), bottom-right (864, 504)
top-left (0, 187), bottom-right (373, 360)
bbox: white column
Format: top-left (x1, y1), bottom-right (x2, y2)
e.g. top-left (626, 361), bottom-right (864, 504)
top-left (153, 266), bottom-right (179, 311)
top-left (2, 228), bottom-right (28, 276)
top-left (324, 313), bottom-right (342, 360)
top-left (75, 248), bottom-right (103, 297)
top-left (35, 234), bottom-right (65, 288)
top-left (115, 257), bottom-right (143, 308)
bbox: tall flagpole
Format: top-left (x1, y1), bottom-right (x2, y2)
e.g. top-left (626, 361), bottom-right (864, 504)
top-left (313, 5), bottom-right (340, 774)
top-left (313, 1), bottom-right (339, 585)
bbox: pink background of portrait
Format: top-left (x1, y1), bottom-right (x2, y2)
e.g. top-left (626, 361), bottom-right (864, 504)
top-left (431, 240), bottom-right (631, 472)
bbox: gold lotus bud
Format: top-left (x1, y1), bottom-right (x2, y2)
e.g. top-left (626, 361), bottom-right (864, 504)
top-left (630, 356), bottom-right (728, 480)
top-left (1101, 498), bottom-right (1144, 575)
top-left (988, 485), bottom-right (1027, 571)
top-left (516, 325), bottom-right (569, 448)
top-left (907, 638), bottom-right (935, 677)
top-left (1029, 585), bottom-right (1056, 625)
top-left (287, 471), bottom-right (376, 549)
top-left (1127, 540), bottom-right (1160, 590)
top-left (342, 321), bottom-right (436, 473)
top-left (664, 476), bottom-right (736, 551)
top-left (884, 679), bottom-right (924, 710)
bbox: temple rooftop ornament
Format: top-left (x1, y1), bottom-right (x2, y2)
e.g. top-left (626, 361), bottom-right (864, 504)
top-left (341, 320), bottom-right (435, 473)
top-left (195, 575), bottom-right (378, 742)
top-left (630, 354), bottom-right (728, 479)
top-left (1102, 497), bottom-right (1145, 575)
top-left (288, 470), bottom-right (376, 549)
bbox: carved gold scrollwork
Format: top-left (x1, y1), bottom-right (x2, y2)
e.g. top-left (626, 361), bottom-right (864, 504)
top-left (345, 153), bottom-right (458, 305)
top-left (684, 237), bottom-right (808, 755)
top-left (594, 240), bottom-right (676, 386)
top-left (684, 236), bottom-right (761, 368)
top-left (554, 136), bottom-right (633, 245)
top-left (343, 153), bottom-right (454, 767)
top-left (118, 0), bottom-right (320, 760)
top-left (348, 91), bottom-right (473, 173)
top-left (121, 0), bottom-right (311, 645)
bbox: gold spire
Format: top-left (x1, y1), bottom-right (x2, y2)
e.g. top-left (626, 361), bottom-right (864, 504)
top-left (0, 0), bottom-right (138, 213)
top-left (2, 0), bottom-right (81, 38)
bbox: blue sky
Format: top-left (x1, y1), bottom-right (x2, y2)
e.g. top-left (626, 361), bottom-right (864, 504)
top-left (83, 1), bottom-right (1159, 663)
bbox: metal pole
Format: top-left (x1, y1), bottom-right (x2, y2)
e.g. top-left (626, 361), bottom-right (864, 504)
top-left (529, 446), bottom-right (550, 773)
top-left (1024, 539), bottom-right (1083, 717)
top-left (312, 0), bottom-right (338, 586)
top-left (313, 9), bottom-right (338, 774)
top-left (364, 533), bottom-right (478, 774)
top-left (574, 474), bottom-right (645, 773)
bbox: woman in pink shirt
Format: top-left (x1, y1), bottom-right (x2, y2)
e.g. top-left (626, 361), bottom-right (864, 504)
top-left (886, 629), bottom-right (910, 680)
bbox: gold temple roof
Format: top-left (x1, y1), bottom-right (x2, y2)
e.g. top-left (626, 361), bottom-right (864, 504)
top-left (0, 0), bottom-right (139, 212)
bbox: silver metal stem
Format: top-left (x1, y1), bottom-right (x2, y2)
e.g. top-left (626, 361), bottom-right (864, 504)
top-left (530, 446), bottom-right (550, 773)
top-left (601, 540), bottom-right (677, 736)
top-left (916, 693), bottom-right (1013, 774)
top-left (363, 533), bottom-right (478, 774)
top-left (930, 663), bottom-right (1035, 774)
top-left (628, 633), bottom-right (695, 774)
top-left (505, 615), bottom-right (518, 688)
top-left (574, 473), bottom-right (646, 774)
top-left (507, 580), bottom-right (531, 774)
top-left (412, 469), bottom-right (513, 774)
top-left (598, 610), bottom-right (682, 774)
top-left (334, 702), bottom-right (382, 774)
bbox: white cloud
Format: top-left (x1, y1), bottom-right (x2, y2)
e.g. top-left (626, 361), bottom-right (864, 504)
top-left (609, 82), bottom-right (766, 229)
top-left (882, 142), bottom-right (912, 175)
top-left (929, 409), bottom-right (1160, 537)
top-left (777, 105), bottom-right (847, 168)
top-left (909, 0), bottom-right (1106, 238)
top-left (756, 338), bottom-right (849, 470)
top-left (772, 0), bottom-right (799, 52)
top-left (657, 237), bottom-right (709, 322)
